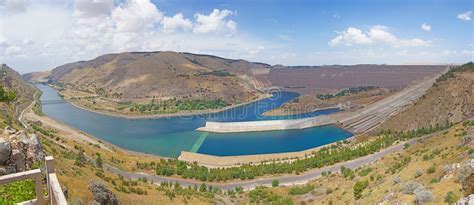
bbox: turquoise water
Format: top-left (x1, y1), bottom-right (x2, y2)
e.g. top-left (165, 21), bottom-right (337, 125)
top-left (37, 84), bottom-right (352, 157)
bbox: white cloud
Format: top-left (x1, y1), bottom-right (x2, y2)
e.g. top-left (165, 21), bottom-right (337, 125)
top-left (73, 0), bottom-right (114, 18)
top-left (5, 45), bottom-right (22, 56)
top-left (329, 25), bottom-right (431, 47)
top-left (0, 0), bottom-right (30, 13)
top-left (0, 0), bottom-right (271, 73)
top-left (421, 23), bottom-right (431, 31)
top-left (457, 11), bottom-right (472, 21)
top-left (111, 0), bottom-right (163, 32)
top-left (161, 13), bottom-right (193, 33)
top-left (193, 9), bottom-right (236, 34)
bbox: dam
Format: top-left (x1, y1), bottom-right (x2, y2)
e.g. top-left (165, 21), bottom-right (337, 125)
top-left (197, 115), bottom-right (335, 133)
top-left (36, 85), bottom-right (349, 157)
top-left (197, 68), bottom-right (447, 134)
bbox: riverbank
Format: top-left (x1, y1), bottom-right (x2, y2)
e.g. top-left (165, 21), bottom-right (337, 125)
top-left (55, 85), bottom-right (272, 119)
top-left (24, 104), bottom-right (169, 160)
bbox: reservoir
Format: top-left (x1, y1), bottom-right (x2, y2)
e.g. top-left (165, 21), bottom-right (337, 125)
top-left (37, 84), bottom-right (352, 157)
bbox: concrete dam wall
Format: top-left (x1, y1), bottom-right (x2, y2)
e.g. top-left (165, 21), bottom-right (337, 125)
top-left (196, 115), bottom-right (336, 133)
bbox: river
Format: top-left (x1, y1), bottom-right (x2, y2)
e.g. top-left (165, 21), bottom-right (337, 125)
top-left (37, 84), bottom-right (352, 157)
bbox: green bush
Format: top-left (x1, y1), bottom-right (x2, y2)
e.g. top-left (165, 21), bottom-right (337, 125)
top-left (444, 191), bottom-right (459, 204)
top-left (353, 180), bottom-right (369, 199)
top-left (248, 186), bottom-right (293, 204)
top-left (288, 184), bottom-right (314, 195)
top-left (272, 179), bottom-right (279, 187)
top-left (0, 85), bottom-right (16, 102)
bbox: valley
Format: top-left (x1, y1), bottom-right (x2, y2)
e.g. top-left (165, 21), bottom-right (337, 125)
top-left (2, 60), bottom-right (472, 204)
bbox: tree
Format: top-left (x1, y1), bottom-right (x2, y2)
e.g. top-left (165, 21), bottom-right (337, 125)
top-left (199, 183), bottom-right (207, 192)
top-left (353, 180), bottom-right (369, 199)
top-left (272, 179), bottom-right (279, 187)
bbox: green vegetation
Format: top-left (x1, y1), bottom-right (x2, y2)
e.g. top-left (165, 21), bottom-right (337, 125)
top-left (32, 102), bottom-right (43, 116)
top-left (444, 191), bottom-right (459, 204)
top-left (119, 98), bottom-right (229, 114)
top-left (288, 184), bottom-right (315, 195)
top-left (0, 85), bottom-right (16, 102)
top-left (197, 70), bottom-right (235, 77)
top-left (436, 62), bottom-right (473, 83)
top-left (272, 179), bottom-right (280, 187)
top-left (358, 167), bottom-right (373, 177)
top-left (341, 166), bottom-right (355, 179)
top-left (317, 86), bottom-right (377, 100)
top-left (149, 123), bottom-right (452, 182)
top-left (0, 180), bottom-right (36, 204)
top-left (353, 180), bottom-right (369, 199)
top-left (0, 163), bottom-right (42, 204)
top-left (248, 186), bottom-right (293, 204)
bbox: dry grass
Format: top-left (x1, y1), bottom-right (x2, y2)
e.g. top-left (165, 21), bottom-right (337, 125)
top-left (264, 123), bottom-right (472, 205)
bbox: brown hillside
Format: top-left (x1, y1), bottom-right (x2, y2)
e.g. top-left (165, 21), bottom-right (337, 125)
top-left (23, 51), bottom-right (270, 104)
top-left (0, 64), bottom-right (36, 128)
top-left (377, 64), bottom-right (474, 132)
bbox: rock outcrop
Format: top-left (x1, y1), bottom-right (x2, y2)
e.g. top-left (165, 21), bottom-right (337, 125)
top-left (89, 182), bottom-right (119, 205)
top-left (0, 126), bottom-right (45, 175)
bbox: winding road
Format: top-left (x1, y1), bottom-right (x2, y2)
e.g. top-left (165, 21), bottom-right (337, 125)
top-left (104, 136), bottom-right (423, 191)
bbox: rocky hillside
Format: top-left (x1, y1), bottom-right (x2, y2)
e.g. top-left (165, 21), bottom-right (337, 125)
top-left (377, 62), bottom-right (473, 132)
top-left (0, 64), bottom-right (36, 128)
top-left (23, 51), bottom-right (270, 104)
top-left (0, 126), bottom-right (44, 175)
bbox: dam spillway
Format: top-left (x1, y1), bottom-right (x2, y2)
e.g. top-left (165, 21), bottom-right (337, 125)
top-left (197, 115), bottom-right (336, 133)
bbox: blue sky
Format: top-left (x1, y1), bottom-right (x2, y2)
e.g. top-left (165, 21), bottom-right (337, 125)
top-left (0, 0), bottom-right (472, 73)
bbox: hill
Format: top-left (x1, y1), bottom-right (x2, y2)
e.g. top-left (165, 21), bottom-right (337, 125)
top-left (0, 64), bottom-right (36, 128)
top-left (23, 51), bottom-right (272, 115)
top-left (377, 62), bottom-right (474, 132)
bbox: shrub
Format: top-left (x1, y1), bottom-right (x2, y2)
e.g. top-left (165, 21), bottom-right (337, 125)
top-left (401, 181), bottom-right (422, 194)
top-left (426, 165), bottom-right (436, 174)
top-left (353, 180), bottom-right (369, 199)
top-left (289, 184), bottom-right (315, 195)
top-left (272, 179), bottom-right (279, 187)
top-left (326, 187), bottom-right (333, 194)
top-left (404, 143), bottom-right (411, 149)
top-left (414, 187), bottom-right (434, 204)
top-left (444, 191), bottom-right (459, 204)
top-left (358, 167), bottom-right (373, 177)
top-left (248, 186), bottom-right (293, 204)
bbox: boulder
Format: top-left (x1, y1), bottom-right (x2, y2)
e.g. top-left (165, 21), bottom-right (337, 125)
top-left (89, 182), bottom-right (119, 205)
top-left (2, 126), bottom-right (16, 136)
top-left (9, 149), bottom-right (26, 171)
top-left (0, 166), bottom-right (16, 175)
top-left (0, 138), bottom-right (11, 164)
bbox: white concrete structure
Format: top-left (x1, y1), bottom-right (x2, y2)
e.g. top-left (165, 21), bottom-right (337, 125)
top-left (197, 115), bottom-right (335, 133)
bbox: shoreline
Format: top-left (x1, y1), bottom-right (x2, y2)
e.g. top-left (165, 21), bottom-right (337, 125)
top-left (61, 90), bottom-right (272, 120)
top-left (262, 105), bottom-right (341, 117)
top-left (24, 102), bottom-right (169, 160)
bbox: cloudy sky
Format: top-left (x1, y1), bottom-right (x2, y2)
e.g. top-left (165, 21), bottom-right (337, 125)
top-left (0, 0), bottom-right (472, 73)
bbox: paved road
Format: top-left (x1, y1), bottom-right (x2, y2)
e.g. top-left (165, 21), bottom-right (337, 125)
top-left (19, 91), bottom-right (38, 129)
top-left (104, 136), bottom-right (422, 191)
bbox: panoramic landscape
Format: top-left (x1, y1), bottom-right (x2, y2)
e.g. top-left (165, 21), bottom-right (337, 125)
top-left (1, 0), bottom-right (473, 204)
